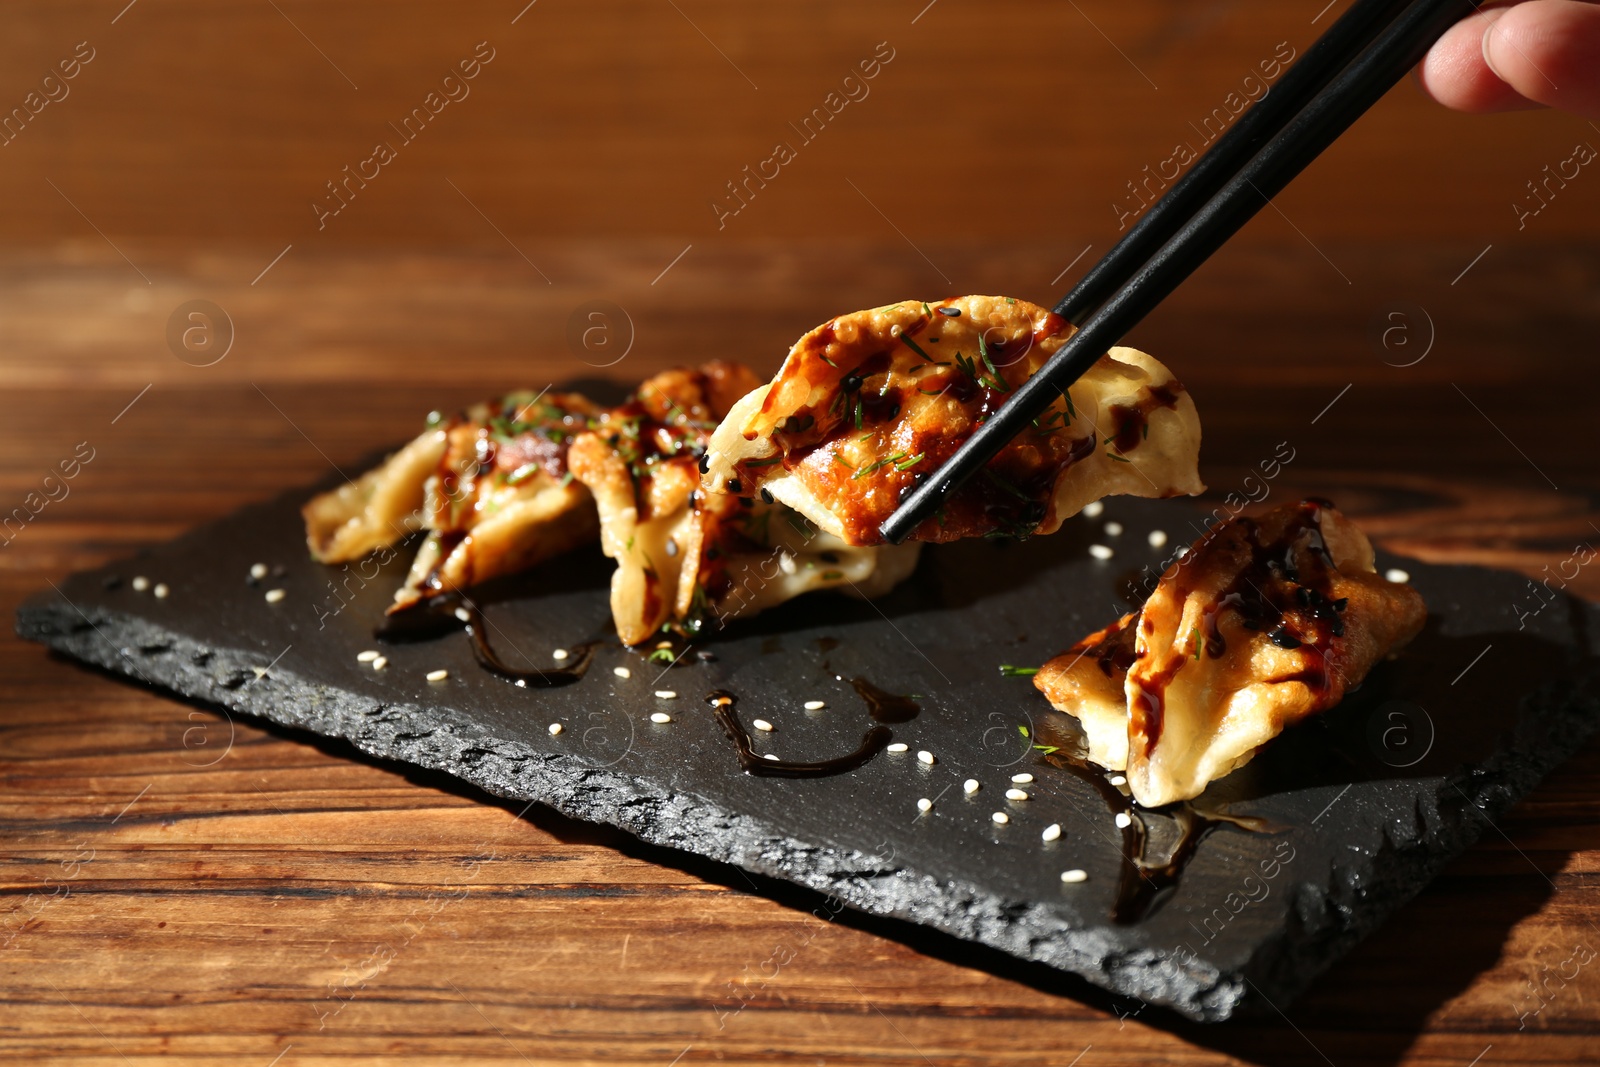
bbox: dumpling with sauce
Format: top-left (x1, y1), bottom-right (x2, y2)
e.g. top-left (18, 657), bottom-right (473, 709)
top-left (301, 390), bottom-right (602, 612)
top-left (567, 362), bottom-right (923, 646)
top-left (1034, 499), bottom-right (1428, 807)
top-left (700, 295), bottom-right (1204, 545)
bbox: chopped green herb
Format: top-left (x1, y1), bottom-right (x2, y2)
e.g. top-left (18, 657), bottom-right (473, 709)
top-left (1106, 450), bottom-right (1131, 464)
top-left (821, 569), bottom-right (845, 581)
top-left (745, 455), bottom-right (784, 467)
top-left (998, 664), bottom-right (1039, 677)
top-left (983, 468), bottom-right (1030, 501)
top-left (648, 647), bottom-right (676, 664)
top-left (833, 453), bottom-right (855, 472)
top-left (818, 352), bottom-right (838, 367)
top-left (893, 452), bottom-right (925, 471)
top-left (900, 332), bottom-right (933, 363)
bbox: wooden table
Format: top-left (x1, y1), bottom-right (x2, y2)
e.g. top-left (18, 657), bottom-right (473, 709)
top-left (4, 238), bottom-right (1600, 1066)
top-left (6, 0), bottom-right (1600, 1059)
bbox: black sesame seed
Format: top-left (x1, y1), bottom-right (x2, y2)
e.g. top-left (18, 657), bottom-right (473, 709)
top-left (1268, 625), bottom-right (1301, 650)
top-left (698, 453), bottom-right (710, 474)
top-left (841, 374), bottom-right (862, 393)
top-left (937, 307), bottom-right (960, 317)
top-left (724, 478), bottom-right (742, 493)
top-left (760, 488), bottom-right (774, 504)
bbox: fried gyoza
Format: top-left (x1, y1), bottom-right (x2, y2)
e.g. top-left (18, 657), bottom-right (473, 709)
top-left (301, 390), bottom-right (601, 612)
top-left (701, 295), bottom-right (1204, 545)
top-left (567, 362), bottom-right (922, 646)
top-left (1035, 499), bottom-right (1427, 807)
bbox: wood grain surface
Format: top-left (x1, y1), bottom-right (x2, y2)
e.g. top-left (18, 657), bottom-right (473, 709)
top-left (4, 0), bottom-right (1600, 1062)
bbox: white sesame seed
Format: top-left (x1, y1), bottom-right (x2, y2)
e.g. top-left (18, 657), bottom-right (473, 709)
top-left (1110, 774), bottom-right (1127, 786)
top-left (650, 712), bottom-right (672, 724)
top-left (1082, 501), bottom-right (1104, 518)
top-left (548, 722), bottom-right (563, 735)
top-left (887, 743), bottom-right (909, 753)
top-left (152, 583), bottom-right (170, 599)
top-left (426, 669), bottom-right (449, 682)
top-left (1011, 773), bottom-right (1034, 784)
top-left (916, 797), bottom-right (933, 813)
top-left (264, 588), bottom-right (286, 603)
top-left (753, 718), bottom-right (774, 732)
top-left (991, 811), bottom-right (1009, 825)
top-left (613, 666), bottom-right (631, 678)
top-left (1176, 545), bottom-right (1190, 558)
top-left (371, 656), bottom-right (388, 670)
top-left (249, 563), bottom-right (268, 581)
top-left (1061, 868), bottom-right (1088, 883)
top-left (1114, 812), bottom-right (1133, 829)
top-left (916, 750), bottom-right (935, 765)
top-left (1104, 521), bottom-right (1124, 537)
top-left (553, 649), bottom-right (569, 661)
top-left (655, 690), bottom-right (678, 700)
top-left (515, 679), bottom-right (527, 688)
top-left (963, 778), bottom-right (980, 794)
top-left (131, 576), bottom-right (150, 592)
top-left (804, 700), bottom-right (827, 710)
top-left (358, 650), bottom-right (379, 662)
top-left (1088, 544), bottom-right (1114, 561)
top-left (778, 551), bottom-right (797, 576)
top-left (1385, 568), bottom-right (1411, 584)
top-left (655, 640), bottom-right (673, 650)
top-left (762, 753), bottom-right (780, 761)
top-left (1006, 788), bottom-right (1029, 801)
top-left (454, 606), bottom-right (471, 623)
top-left (1042, 823), bottom-right (1062, 842)
top-left (1148, 529), bottom-right (1168, 548)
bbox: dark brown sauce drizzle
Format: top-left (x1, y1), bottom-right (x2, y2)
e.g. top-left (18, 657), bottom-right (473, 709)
top-left (849, 676), bottom-right (920, 723)
top-left (707, 684), bottom-right (918, 778)
top-left (1037, 726), bottom-right (1274, 924)
top-left (375, 594), bottom-right (597, 688)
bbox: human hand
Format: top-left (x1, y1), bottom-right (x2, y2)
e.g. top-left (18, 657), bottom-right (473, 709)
top-left (1419, 0), bottom-right (1600, 122)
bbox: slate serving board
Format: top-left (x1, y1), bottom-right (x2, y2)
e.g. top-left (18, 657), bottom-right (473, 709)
top-left (16, 482), bottom-right (1600, 1022)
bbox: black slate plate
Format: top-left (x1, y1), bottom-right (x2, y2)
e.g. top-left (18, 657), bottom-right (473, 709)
top-left (16, 482), bottom-right (1600, 1022)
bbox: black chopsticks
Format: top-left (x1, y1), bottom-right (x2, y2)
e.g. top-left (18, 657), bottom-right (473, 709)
top-left (878, 0), bottom-right (1475, 545)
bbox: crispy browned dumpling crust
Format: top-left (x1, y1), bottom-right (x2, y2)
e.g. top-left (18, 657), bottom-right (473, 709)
top-left (1036, 499), bottom-right (1427, 807)
top-left (300, 390), bottom-right (602, 611)
top-left (702, 295), bottom-right (1203, 546)
top-left (569, 361), bottom-right (923, 647)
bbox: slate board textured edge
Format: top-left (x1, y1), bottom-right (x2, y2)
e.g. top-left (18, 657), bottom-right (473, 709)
top-left (19, 597), bottom-right (1599, 1022)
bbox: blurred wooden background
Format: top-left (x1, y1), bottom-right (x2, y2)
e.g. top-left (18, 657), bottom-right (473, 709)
top-left (4, 1), bottom-right (1600, 1064)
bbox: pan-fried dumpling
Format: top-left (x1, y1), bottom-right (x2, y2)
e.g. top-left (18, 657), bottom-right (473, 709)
top-left (300, 390), bottom-right (602, 612)
top-left (1035, 499), bottom-right (1427, 807)
top-left (567, 362), bottom-right (923, 646)
top-left (701, 295), bottom-right (1204, 545)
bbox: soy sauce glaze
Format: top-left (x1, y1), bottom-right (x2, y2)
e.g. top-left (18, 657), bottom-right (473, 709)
top-left (374, 593), bottom-right (598, 687)
top-left (708, 690), bottom-right (891, 778)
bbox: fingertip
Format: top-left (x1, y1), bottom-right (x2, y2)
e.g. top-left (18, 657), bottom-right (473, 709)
top-left (1417, 9), bottom-right (1533, 113)
top-left (1483, 1), bottom-right (1600, 118)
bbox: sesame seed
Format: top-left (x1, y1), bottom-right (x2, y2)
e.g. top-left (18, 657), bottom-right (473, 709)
top-left (1110, 774), bottom-right (1127, 786)
top-left (916, 797), bottom-right (933, 813)
top-left (1148, 529), bottom-right (1168, 548)
top-left (358, 650), bottom-right (379, 662)
top-left (131, 576), bottom-right (150, 592)
top-left (249, 563), bottom-right (268, 581)
top-left (762, 753), bottom-right (780, 761)
top-left (650, 712), bottom-right (672, 724)
top-left (553, 649), bottom-right (569, 660)
top-left (1061, 869), bottom-right (1088, 883)
top-left (1088, 544), bottom-right (1114, 561)
top-left (1082, 501), bottom-right (1104, 519)
top-left (1104, 521), bottom-right (1124, 537)
top-left (1011, 773), bottom-right (1034, 784)
top-left (426, 669), bottom-right (449, 682)
top-left (887, 743), bottom-right (909, 753)
top-left (1115, 812), bottom-right (1133, 829)
top-left (778, 552), bottom-right (797, 576)
top-left (963, 778), bottom-right (980, 794)
top-left (1042, 823), bottom-right (1062, 842)
top-left (548, 722), bottom-right (563, 735)
top-left (1006, 788), bottom-right (1029, 801)
top-left (264, 588), bottom-right (286, 603)
top-left (655, 690), bottom-right (678, 700)
top-left (613, 666), bottom-right (631, 679)
top-left (916, 750), bottom-right (935, 765)
top-left (991, 812), bottom-right (1009, 825)
top-left (1385, 568), bottom-right (1411, 584)
top-left (753, 719), bottom-right (774, 732)
top-left (515, 679), bottom-right (527, 688)
top-left (1176, 545), bottom-right (1190, 558)
top-left (655, 640), bottom-right (673, 650)
top-left (454, 607), bottom-right (471, 623)
top-left (371, 656), bottom-right (388, 670)
top-left (804, 700), bottom-right (827, 710)
top-left (153, 583), bottom-right (170, 599)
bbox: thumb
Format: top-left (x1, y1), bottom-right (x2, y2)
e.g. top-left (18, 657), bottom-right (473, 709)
top-left (1483, 0), bottom-right (1600, 121)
